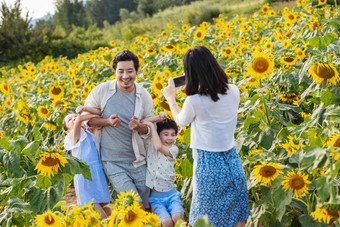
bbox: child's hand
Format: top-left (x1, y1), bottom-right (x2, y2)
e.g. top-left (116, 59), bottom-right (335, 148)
top-left (159, 112), bottom-right (168, 120)
top-left (76, 106), bottom-right (86, 114)
top-left (142, 121), bottom-right (153, 127)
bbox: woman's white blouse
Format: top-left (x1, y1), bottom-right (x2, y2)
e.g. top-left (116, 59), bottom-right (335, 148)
top-left (175, 84), bottom-right (240, 152)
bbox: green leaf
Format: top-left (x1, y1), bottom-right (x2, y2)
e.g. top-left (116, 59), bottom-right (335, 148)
top-left (302, 146), bottom-right (328, 170)
top-left (33, 127), bottom-right (43, 141)
top-left (9, 136), bottom-right (28, 153)
top-left (298, 214), bottom-right (327, 227)
top-left (308, 37), bottom-right (322, 47)
top-left (183, 127), bottom-right (191, 144)
top-left (22, 141), bottom-right (40, 158)
top-left (181, 158), bottom-right (193, 179)
top-left (62, 155), bottom-right (92, 181)
top-left (316, 176), bottom-right (331, 203)
top-left (322, 33), bottom-right (335, 46)
top-left (0, 137), bottom-right (10, 150)
top-left (244, 116), bottom-right (260, 128)
top-left (254, 127), bottom-right (276, 149)
top-left (2, 150), bottom-right (21, 174)
top-left (7, 196), bottom-right (32, 214)
top-left (273, 189), bottom-right (292, 221)
top-left (35, 175), bottom-right (52, 189)
top-left (333, 157), bottom-right (340, 179)
top-left (320, 88), bottom-right (336, 107)
top-left (29, 174), bottom-right (65, 213)
top-left (195, 216), bottom-right (213, 227)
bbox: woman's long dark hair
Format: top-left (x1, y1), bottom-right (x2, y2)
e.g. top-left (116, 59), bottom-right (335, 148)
top-left (184, 46), bottom-right (229, 102)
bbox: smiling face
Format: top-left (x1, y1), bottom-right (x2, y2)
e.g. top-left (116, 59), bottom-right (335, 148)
top-left (115, 60), bottom-right (137, 93)
top-left (159, 128), bottom-right (177, 147)
top-left (63, 113), bottom-right (77, 133)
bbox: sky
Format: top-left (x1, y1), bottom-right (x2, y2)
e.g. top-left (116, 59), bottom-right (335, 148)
top-left (2, 0), bottom-right (55, 19)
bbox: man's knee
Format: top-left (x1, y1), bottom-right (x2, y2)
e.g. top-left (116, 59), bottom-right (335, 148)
top-left (162, 217), bottom-right (174, 227)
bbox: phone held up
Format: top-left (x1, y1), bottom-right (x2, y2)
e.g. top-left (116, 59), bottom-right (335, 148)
top-left (172, 75), bottom-right (186, 88)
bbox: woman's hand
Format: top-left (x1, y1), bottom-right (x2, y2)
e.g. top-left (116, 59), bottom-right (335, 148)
top-left (162, 78), bottom-right (177, 102)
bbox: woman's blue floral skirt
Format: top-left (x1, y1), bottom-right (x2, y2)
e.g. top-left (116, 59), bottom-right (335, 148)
top-left (189, 147), bottom-right (251, 227)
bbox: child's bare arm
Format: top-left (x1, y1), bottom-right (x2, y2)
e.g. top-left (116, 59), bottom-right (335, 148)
top-left (141, 112), bottom-right (167, 123)
top-left (143, 121), bottom-right (173, 158)
top-left (76, 106), bottom-right (102, 115)
top-left (71, 114), bottom-right (100, 146)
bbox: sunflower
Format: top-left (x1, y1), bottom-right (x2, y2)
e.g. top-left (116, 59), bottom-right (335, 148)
top-left (49, 85), bottom-right (64, 100)
top-left (73, 78), bottom-right (83, 87)
top-left (52, 99), bottom-right (66, 110)
top-left (281, 170), bottom-right (311, 198)
top-left (109, 40), bottom-right (116, 46)
top-left (308, 63), bottom-right (339, 86)
top-left (70, 88), bottom-right (79, 96)
top-left (43, 122), bottom-right (57, 131)
top-left (0, 131), bottom-right (4, 139)
top-left (37, 106), bottom-right (50, 120)
top-left (4, 99), bottom-right (12, 108)
top-left (146, 48), bottom-right (156, 55)
top-left (0, 83), bottom-right (10, 95)
top-left (145, 212), bottom-right (161, 227)
top-left (269, 10), bottom-right (276, 17)
top-left (261, 4), bottom-right (270, 14)
top-left (16, 111), bottom-right (29, 124)
top-left (279, 143), bottom-right (295, 156)
top-left (223, 47), bottom-right (236, 59)
top-left (151, 79), bottom-right (165, 94)
top-left (280, 56), bottom-right (298, 65)
top-left (326, 133), bottom-right (340, 148)
top-left (85, 210), bottom-right (101, 227)
top-left (248, 149), bottom-right (263, 156)
top-left (319, 0), bottom-right (327, 4)
top-left (285, 12), bottom-right (297, 24)
top-left (163, 44), bottom-right (176, 53)
top-left (246, 51), bottom-right (275, 79)
top-left (35, 210), bottom-right (63, 227)
top-left (116, 189), bottom-right (140, 209)
top-left (252, 162), bottom-right (283, 185)
top-left (294, 48), bottom-right (306, 61)
top-left (83, 84), bottom-right (92, 94)
top-left (278, 93), bottom-right (300, 103)
top-left (264, 41), bottom-right (273, 51)
top-left (182, 24), bottom-right (190, 31)
top-left (246, 77), bottom-right (259, 87)
top-left (118, 205), bottom-right (147, 227)
top-left (35, 152), bottom-right (67, 177)
top-left (311, 207), bottom-right (340, 224)
top-left (194, 29), bottom-right (205, 41)
top-left (161, 31), bottom-right (168, 38)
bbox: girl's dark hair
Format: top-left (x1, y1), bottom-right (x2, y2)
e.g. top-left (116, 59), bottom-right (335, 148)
top-left (156, 118), bottom-right (178, 135)
top-left (184, 46), bottom-right (229, 102)
top-left (112, 50), bottom-right (139, 72)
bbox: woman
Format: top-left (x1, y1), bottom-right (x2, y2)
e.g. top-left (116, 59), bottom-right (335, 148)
top-left (162, 46), bottom-right (250, 227)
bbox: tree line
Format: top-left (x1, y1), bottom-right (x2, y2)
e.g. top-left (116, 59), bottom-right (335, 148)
top-left (0, 0), bottom-right (195, 65)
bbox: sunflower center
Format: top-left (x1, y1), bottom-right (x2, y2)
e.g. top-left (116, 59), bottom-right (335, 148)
top-left (327, 209), bottom-right (340, 218)
top-left (196, 32), bottom-right (202, 38)
top-left (51, 87), bottom-right (62, 95)
top-left (41, 108), bottom-right (48, 114)
top-left (259, 166), bottom-right (276, 177)
top-left (125, 210), bottom-right (137, 223)
top-left (289, 175), bottom-right (305, 189)
top-left (252, 57), bottom-right (269, 73)
top-left (288, 15), bottom-right (295, 20)
top-left (283, 57), bottom-right (295, 63)
top-left (4, 85), bottom-right (9, 91)
top-left (315, 64), bottom-right (335, 79)
top-left (226, 49), bottom-right (231, 54)
top-left (75, 80), bottom-right (81, 85)
top-left (249, 78), bottom-right (257, 83)
top-left (42, 157), bottom-right (60, 167)
top-left (334, 137), bottom-right (340, 147)
top-left (155, 83), bottom-right (163, 90)
top-left (44, 214), bottom-right (55, 224)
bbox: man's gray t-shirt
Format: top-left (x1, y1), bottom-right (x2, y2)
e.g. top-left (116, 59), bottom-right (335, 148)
top-left (100, 87), bottom-right (136, 162)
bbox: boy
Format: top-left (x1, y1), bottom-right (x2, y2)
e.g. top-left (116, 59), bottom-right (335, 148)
top-left (142, 116), bottom-right (185, 227)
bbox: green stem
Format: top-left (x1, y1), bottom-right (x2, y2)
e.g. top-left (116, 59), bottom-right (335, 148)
top-left (329, 157), bottom-right (336, 203)
top-left (305, 194), bottom-right (312, 213)
top-left (259, 79), bottom-right (271, 126)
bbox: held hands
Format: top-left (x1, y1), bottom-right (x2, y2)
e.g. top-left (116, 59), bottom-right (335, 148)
top-left (76, 106), bottom-right (86, 114)
top-left (128, 116), bottom-right (142, 131)
top-left (159, 111), bottom-right (168, 120)
top-left (107, 114), bottom-right (121, 127)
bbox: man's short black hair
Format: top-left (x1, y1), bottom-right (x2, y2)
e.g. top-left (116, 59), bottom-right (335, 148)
top-left (156, 118), bottom-right (178, 135)
top-left (112, 50), bottom-right (139, 72)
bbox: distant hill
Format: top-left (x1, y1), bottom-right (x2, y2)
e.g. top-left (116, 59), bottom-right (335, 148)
top-left (29, 14), bottom-right (52, 27)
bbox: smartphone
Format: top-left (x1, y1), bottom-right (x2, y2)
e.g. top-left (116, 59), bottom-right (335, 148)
top-left (172, 75), bottom-right (186, 88)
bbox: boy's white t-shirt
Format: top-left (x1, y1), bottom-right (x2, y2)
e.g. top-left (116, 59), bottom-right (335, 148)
top-left (146, 141), bottom-right (179, 192)
top-left (175, 84), bottom-right (240, 152)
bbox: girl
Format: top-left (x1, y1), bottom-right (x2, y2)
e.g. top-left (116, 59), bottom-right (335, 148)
top-left (162, 46), bottom-right (250, 227)
top-left (63, 106), bottom-right (111, 218)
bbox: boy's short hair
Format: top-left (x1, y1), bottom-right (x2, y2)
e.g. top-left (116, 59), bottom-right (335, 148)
top-left (156, 118), bottom-right (178, 135)
top-left (112, 50), bottom-right (139, 72)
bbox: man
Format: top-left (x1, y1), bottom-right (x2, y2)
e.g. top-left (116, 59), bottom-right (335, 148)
top-left (84, 50), bottom-right (154, 209)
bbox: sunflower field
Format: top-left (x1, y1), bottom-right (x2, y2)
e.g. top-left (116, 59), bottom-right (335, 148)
top-left (0, 0), bottom-right (340, 226)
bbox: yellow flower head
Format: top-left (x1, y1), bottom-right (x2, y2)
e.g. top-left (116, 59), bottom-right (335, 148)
top-left (49, 85), bottom-right (64, 100)
top-left (194, 29), bottom-right (205, 41)
top-left (281, 170), bottom-right (311, 198)
top-left (73, 78), bottom-right (83, 87)
top-left (278, 93), bottom-right (300, 103)
top-left (117, 189), bottom-right (140, 209)
top-left (34, 210), bottom-right (63, 227)
top-left (118, 204), bottom-right (147, 227)
top-left (35, 152), bottom-right (67, 177)
top-left (37, 106), bottom-right (50, 120)
top-left (311, 207), bottom-right (340, 224)
top-left (252, 162), bottom-right (283, 185)
top-left (246, 51), bottom-right (275, 79)
top-left (308, 63), bottom-right (339, 86)
top-left (0, 83), bottom-right (10, 96)
top-left (145, 212), bottom-right (161, 227)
